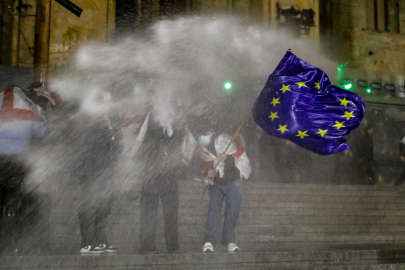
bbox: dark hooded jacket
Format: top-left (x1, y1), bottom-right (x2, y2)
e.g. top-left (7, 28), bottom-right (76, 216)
top-left (71, 112), bottom-right (121, 178)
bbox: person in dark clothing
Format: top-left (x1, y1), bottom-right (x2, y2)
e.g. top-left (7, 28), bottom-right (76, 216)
top-left (16, 92), bottom-right (62, 256)
top-left (331, 149), bottom-right (354, 185)
top-left (0, 86), bottom-right (46, 255)
top-left (138, 100), bottom-right (187, 254)
top-left (353, 125), bottom-right (376, 185)
top-left (72, 92), bottom-right (122, 254)
top-left (394, 133), bottom-right (405, 186)
top-left (198, 123), bottom-right (251, 253)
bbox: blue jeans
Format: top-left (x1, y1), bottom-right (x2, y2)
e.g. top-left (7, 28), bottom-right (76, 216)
top-left (204, 179), bottom-right (242, 246)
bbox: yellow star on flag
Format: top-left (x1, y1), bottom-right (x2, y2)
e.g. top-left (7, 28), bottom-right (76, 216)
top-left (342, 111), bottom-right (355, 120)
top-left (333, 121), bottom-right (346, 130)
top-left (340, 98), bottom-right (350, 107)
top-left (316, 129), bottom-right (328, 137)
top-left (280, 84), bottom-right (291, 94)
top-left (314, 81), bottom-right (321, 89)
top-left (277, 124), bottom-right (289, 134)
top-left (270, 97), bottom-right (281, 107)
top-left (296, 130), bottom-right (309, 139)
top-left (279, 84), bottom-right (291, 94)
top-left (295, 82), bottom-right (307, 89)
top-left (268, 112), bottom-right (279, 121)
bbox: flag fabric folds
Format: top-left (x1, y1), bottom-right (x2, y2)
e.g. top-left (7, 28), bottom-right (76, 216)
top-left (252, 51), bottom-right (366, 155)
top-left (0, 87), bottom-right (44, 124)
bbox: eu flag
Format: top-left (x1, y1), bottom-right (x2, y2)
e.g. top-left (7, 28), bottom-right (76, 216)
top-left (252, 51), bottom-right (366, 155)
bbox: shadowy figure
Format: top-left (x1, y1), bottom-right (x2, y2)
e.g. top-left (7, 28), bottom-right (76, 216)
top-left (71, 90), bottom-right (122, 254)
top-left (394, 133), bottom-right (405, 186)
top-left (0, 86), bottom-right (46, 255)
top-left (352, 125), bottom-right (376, 185)
top-left (138, 97), bottom-right (187, 254)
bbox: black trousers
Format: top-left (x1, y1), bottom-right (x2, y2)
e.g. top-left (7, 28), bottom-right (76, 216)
top-left (0, 155), bottom-right (26, 214)
top-left (139, 171), bottom-right (179, 253)
top-left (0, 155), bottom-right (27, 253)
top-left (395, 166), bottom-right (405, 186)
top-left (78, 176), bottom-right (113, 247)
top-left (364, 161), bottom-right (376, 185)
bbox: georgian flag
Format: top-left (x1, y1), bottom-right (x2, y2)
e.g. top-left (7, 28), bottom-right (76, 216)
top-left (199, 134), bottom-right (251, 180)
top-left (0, 87), bottom-right (44, 124)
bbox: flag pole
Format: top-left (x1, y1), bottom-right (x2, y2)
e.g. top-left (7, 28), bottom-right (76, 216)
top-left (199, 110), bottom-right (252, 204)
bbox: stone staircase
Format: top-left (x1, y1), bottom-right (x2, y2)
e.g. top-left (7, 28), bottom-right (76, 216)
top-left (3, 179), bottom-right (405, 269)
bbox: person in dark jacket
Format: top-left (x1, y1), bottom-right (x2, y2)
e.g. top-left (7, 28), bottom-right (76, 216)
top-left (138, 98), bottom-right (187, 254)
top-left (353, 125), bottom-right (376, 185)
top-left (72, 91), bottom-right (122, 254)
top-left (394, 133), bottom-right (405, 186)
top-left (0, 86), bottom-right (46, 255)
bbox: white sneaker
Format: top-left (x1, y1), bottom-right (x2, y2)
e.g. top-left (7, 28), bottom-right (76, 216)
top-left (94, 244), bottom-right (107, 253)
top-left (80, 245), bottom-right (106, 254)
top-left (227, 243), bottom-right (239, 253)
top-left (106, 245), bottom-right (118, 253)
top-left (203, 242), bottom-right (214, 252)
top-left (80, 246), bottom-right (91, 254)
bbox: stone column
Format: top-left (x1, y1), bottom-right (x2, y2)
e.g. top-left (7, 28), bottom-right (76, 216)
top-left (34, 0), bottom-right (51, 81)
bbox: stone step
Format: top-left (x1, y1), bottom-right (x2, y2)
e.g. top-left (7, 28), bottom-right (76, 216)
top-left (51, 243), bottom-right (405, 256)
top-left (58, 181), bottom-right (405, 196)
top-left (52, 231), bottom-right (405, 245)
top-left (53, 192), bottom-right (405, 205)
top-left (50, 223), bottom-right (405, 235)
top-left (314, 264), bottom-right (405, 270)
top-left (49, 233), bottom-right (405, 253)
top-left (20, 181), bottom-right (405, 261)
top-left (184, 181), bottom-right (402, 191)
top-left (117, 200), bottom-right (405, 210)
top-left (49, 213), bottom-right (405, 225)
top-left (179, 183), bottom-right (405, 197)
top-left (49, 204), bottom-right (405, 216)
top-left (61, 178), bottom-right (402, 191)
top-left (51, 200), bottom-right (405, 213)
top-left (61, 181), bottom-right (405, 195)
top-left (2, 249), bottom-right (405, 270)
top-left (183, 193), bottom-right (405, 204)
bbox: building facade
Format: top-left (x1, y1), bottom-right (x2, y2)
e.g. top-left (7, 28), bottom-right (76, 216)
top-left (0, 0), bottom-right (319, 81)
top-left (1, 0), bottom-right (115, 80)
top-left (320, 0), bottom-right (405, 98)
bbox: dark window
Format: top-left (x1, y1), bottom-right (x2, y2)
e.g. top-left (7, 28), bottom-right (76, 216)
top-left (368, 0), bottom-right (400, 33)
top-left (160, 0), bottom-right (186, 17)
top-left (115, 0), bottom-right (139, 35)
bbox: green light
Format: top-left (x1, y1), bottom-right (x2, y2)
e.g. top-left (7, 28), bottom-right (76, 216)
top-left (224, 82), bottom-right (232, 91)
top-left (344, 83), bottom-right (353, 90)
top-left (366, 88), bottom-right (371, 93)
top-left (337, 62), bottom-right (348, 73)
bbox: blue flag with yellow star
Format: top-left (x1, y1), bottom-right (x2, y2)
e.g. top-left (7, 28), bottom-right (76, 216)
top-left (252, 51), bottom-right (366, 155)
